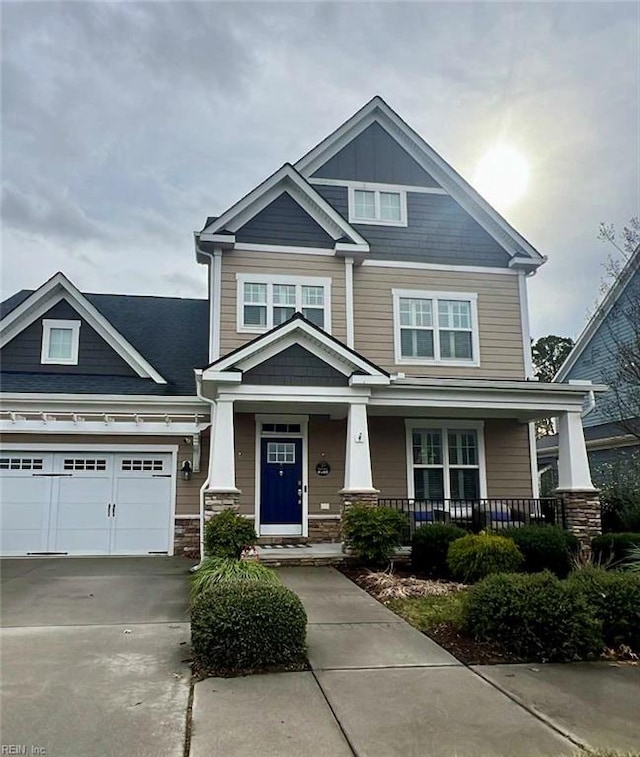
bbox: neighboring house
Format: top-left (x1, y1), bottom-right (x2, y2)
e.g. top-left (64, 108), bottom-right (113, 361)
top-left (0, 96), bottom-right (602, 557)
top-left (538, 245), bottom-right (640, 485)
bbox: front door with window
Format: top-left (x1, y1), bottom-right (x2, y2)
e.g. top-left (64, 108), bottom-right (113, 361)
top-left (260, 438), bottom-right (303, 535)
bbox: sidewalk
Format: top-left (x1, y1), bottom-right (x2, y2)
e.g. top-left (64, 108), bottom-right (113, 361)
top-left (189, 567), bottom-right (574, 757)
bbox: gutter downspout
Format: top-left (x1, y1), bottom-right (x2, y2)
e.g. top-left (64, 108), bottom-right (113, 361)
top-left (193, 369), bottom-right (214, 569)
top-left (582, 390), bottom-right (596, 419)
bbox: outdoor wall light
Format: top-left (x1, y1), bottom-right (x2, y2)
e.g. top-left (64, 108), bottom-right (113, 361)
top-left (181, 460), bottom-right (192, 481)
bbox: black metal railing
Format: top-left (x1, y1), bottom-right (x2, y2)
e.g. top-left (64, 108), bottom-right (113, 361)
top-left (378, 498), bottom-right (566, 545)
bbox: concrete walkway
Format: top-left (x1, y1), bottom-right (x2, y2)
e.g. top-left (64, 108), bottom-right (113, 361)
top-left (190, 567), bottom-right (576, 757)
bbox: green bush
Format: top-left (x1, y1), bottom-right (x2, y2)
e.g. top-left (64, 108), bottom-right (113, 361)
top-left (593, 451), bottom-right (640, 532)
top-left (591, 533), bottom-right (640, 565)
top-left (446, 533), bottom-right (524, 583)
top-left (465, 572), bottom-right (602, 662)
top-left (203, 509), bottom-right (257, 559)
top-left (500, 525), bottom-right (577, 578)
top-left (191, 581), bottom-right (307, 673)
top-left (411, 524), bottom-right (467, 577)
top-left (568, 566), bottom-right (640, 651)
top-left (189, 557), bottom-right (279, 603)
top-left (342, 505), bottom-right (407, 566)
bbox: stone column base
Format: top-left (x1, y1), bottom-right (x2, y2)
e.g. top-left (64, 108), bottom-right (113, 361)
top-left (556, 488), bottom-right (601, 555)
top-left (308, 517), bottom-right (342, 543)
top-left (173, 517), bottom-right (200, 559)
top-left (203, 489), bottom-right (241, 521)
top-left (340, 490), bottom-right (380, 552)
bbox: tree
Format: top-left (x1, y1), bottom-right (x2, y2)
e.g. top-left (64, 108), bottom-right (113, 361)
top-left (531, 335), bottom-right (575, 437)
top-left (597, 218), bottom-right (640, 441)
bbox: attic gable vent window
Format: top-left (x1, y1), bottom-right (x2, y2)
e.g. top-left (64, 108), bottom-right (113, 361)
top-left (41, 319), bottom-right (81, 365)
top-left (237, 274), bottom-right (332, 334)
top-left (348, 186), bottom-right (407, 227)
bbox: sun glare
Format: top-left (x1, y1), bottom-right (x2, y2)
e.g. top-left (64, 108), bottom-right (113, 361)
top-left (474, 145), bottom-right (530, 211)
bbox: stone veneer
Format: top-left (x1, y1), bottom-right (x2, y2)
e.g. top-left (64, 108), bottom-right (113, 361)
top-left (557, 489), bottom-right (602, 554)
top-left (173, 517), bottom-right (200, 559)
top-left (308, 517), bottom-right (342, 543)
top-left (203, 490), bottom-right (241, 519)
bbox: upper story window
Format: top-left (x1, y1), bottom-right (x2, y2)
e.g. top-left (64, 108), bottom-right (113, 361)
top-left (392, 289), bottom-right (479, 366)
top-left (41, 319), bottom-right (81, 365)
top-left (237, 274), bottom-right (331, 333)
top-left (348, 185), bottom-right (407, 227)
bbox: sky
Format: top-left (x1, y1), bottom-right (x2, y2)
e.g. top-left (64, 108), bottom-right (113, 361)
top-left (1, 1), bottom-right (638, 339)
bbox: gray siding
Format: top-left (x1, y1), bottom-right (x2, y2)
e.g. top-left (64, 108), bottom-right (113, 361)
top-left (0, 300), bottom-right (137, 376)
top-left (312, 122), bottom-right (441, 187)
top-left (243, 345), bottom-right (348, 386)
top-left (235, 191), bottom-right (334, 248)
top-left (316, 185), bottom-right (511, 268)
top-left (566, 269), bottom-right (639, 428)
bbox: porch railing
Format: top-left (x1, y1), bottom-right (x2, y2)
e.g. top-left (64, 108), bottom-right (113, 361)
top-left (378, 497), bottom-right (566, 545)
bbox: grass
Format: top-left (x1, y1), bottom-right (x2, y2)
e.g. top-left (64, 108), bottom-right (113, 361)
top-left (189, 556), bottom-right (280, 603)
top-left (387, 590), bottom-right (468, 633)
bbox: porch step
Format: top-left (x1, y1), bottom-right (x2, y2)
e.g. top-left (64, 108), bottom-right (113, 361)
top-left (257, 543), bottom-right (347, 567)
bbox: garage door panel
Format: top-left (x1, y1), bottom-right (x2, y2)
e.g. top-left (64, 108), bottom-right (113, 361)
top-left (0, 465), bottom-right (53, 555)
top-left (112, 527), bottom-right (169, 554)
top-left (53, 528), bottom-right (112, 555)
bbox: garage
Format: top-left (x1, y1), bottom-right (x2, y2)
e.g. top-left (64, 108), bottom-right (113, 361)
top-left (0, 450), bottom-right (175, 556)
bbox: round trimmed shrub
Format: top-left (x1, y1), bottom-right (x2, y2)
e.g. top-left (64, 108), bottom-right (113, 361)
top-left (446, 533), bottom-right (523, 583)
top-left (465, 571), bottom-right (602, 662)
top-left (191, 581), bottom-right (307, 673)
top-left (591, 533), bottom-right (640, 566)
top-left (501, 525), bottom-right (577, 578)
top-left (342, 505), bottom-right (407, 566)
top-left (568, 566), bottom-right (640, 651)
top-left (411, 524), bottom-right (467, 577)
top-left (189, 557), bottom-right (279, 603)
top-left (204, 509), bottom-right (257, 558)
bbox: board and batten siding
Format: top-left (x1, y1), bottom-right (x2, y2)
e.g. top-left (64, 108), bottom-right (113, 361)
top-left (0, 432), bottom-right (209, 516)
top-left (353, 265), bottom-right (525, 378)
top-left (219, 251), bottom-right (347, 355)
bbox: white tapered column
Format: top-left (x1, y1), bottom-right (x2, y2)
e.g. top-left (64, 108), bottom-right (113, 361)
top-left (556, 411), bottom-right (595, 491)
top-left (208, 397), bottom-right (239, 492)
top-left (341, 401), bottom-right (377, 494)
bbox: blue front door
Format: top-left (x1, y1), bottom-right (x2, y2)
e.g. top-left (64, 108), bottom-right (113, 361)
top-left (260, 438), bottom-right (303, 531)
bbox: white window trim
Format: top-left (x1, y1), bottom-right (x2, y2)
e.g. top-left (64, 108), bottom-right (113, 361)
top-left (41, 319), bottom-right (81, 366)
top-left (347, 184), bottom-right (408, 227)
top-left (392, 289), bottom-right (480, 367)
top-left (405, 419), bottom-right (488, 500)
top-left (236, 273), bottom-right (332, 334)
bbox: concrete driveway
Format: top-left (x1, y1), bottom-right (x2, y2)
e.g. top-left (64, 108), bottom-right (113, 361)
top-left (1, 557), bottom-right (193, 757)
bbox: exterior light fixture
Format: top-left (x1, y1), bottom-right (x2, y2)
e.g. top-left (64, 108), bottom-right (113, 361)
top-left (181, 460), bottom-right (192, 481)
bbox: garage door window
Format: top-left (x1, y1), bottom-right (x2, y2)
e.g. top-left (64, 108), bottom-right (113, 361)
top-left (121, 459), bottom-right (164, 472)
top-left (63, 459), bottom-right (107, 471)
top-left (0, 457), bottom-right (44, 470)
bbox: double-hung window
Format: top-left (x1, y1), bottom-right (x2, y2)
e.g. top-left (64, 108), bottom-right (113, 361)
top-left (393, 289), bottom-right (479, 365)
top-left (348, 186), bottom-right (407, 226)
top-left (237, 274), bottom-right (331, 333)
top-left (407, 421), bottom-right (485, 501)
top-left (41, 319), bottom-right (81, 365)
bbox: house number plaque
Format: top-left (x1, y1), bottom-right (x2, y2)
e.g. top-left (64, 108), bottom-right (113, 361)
top-left (315, 462), bottom-right (331, 477)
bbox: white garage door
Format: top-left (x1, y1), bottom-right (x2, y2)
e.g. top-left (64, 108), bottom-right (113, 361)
top-left (0, 452), bottom-right (174, 556)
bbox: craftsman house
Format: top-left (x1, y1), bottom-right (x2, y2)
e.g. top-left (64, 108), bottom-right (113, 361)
top-left (0, 97), bottom-right (602, 557)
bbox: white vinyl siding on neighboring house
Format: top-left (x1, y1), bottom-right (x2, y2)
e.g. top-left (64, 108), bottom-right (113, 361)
top-left (393, 289), bottom-right (479, 366)
top-left (406, 421), bottom-right (487, 501)
top-left (237, 274), bottom-right (331, 333)
top-left (348, 186), bottom-right (407, 227)
top-left (40, 319), bottom-right (81, 365)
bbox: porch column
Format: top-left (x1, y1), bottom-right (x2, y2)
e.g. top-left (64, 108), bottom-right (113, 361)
top-left (204, 397), bottom-right (240, 520)
top-left (555, 410), bottom-right (601, 549)
top-left (340, 400), bottom-right (378, 506)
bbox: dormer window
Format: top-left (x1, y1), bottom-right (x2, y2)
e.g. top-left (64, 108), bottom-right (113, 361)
top-left (348, 186), bottom-right (407, 227)
top-left (41, 319), bottom-right (81, 365)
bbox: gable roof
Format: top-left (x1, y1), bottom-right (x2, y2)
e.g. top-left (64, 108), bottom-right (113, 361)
top-left (295, 96), bottom-right (545, 269)
top-left (197, 164), bottom-right (369, 258)
top-left (203, 312), bottom-right (389, 384)
top-left (555, 245), bottom-right (640, 382)
top-left (1, 276), bottom-right (209, 396)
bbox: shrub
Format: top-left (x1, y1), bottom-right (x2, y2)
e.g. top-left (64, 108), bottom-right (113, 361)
top-left (568, 566), bottom-right (640, 651)
top-left (203, 509), bottom-right (257, 558)
top-left (189, 556), bottom-right (279, 603)
top-left (593, 451), bottom-right (640, 532)
top-left (500, 525), bottom-right (577, 578)
top-left (191, 581), bottom-right (307, 673)
top-left (342, 505), bottom-right (407, 566)
top-left (591, 533), bottom-right (640, 565)
top-left (465, 572), bottom-right (602, 662)
top-left (446, 533), bottom-right (524, 583)
top-left (411, 524), bottom-right (467, 577)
